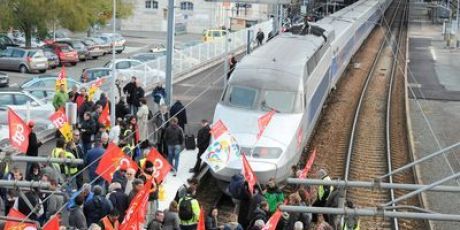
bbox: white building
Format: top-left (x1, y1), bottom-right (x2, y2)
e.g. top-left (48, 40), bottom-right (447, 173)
top-left (121, 0), bottom-right (271, 33)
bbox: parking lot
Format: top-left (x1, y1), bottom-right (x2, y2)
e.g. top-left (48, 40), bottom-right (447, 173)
top-left (2, 30), bottom-right (202, 87)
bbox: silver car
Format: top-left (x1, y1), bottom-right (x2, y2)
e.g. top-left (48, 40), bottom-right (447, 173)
top-left (0, 47), bottom-right (48, 73)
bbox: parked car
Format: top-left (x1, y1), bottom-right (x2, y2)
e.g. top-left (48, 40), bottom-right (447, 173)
top-left (22, 87), bottom-right (57, 103)
top-left (43, 43), bottom-right (78, 66)
top-left (0, 35), bottom-right (17, 50)
top-left (202, 29), bottom-right (227, 42)
top-left (0, 72), bottom-right (9, 87)
top-left (130, 53), bottom-right (163, 63)
top-left (80, 67), bottom-right (111, 83)
top-left (150, 44), bottom-right (166, 53)
top-left (104, 59), bottom-right (165, 89)
top-left (0, 88), bottom-right (55, 113)
top-left (97, 33), bottom-right (126, 54)
top-left (0, 47), bottom-right (48, 73)
top-left (87, 37), bottom-right (111, 55)
top-left (41, 46), bottom-right (60, 69)
top-left (81, 38), bottom-right (104, 59)
top-left (21, 74), bottom-right (80, 89)
top-left (57, 40), bottom-right (89, 61)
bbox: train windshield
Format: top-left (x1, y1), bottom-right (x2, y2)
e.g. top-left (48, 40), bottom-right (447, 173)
top-left (225, 85), bottom-right (301, 113)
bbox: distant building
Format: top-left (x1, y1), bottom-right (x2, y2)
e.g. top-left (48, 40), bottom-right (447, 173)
top-left (120, 0), bottom-right (270, 34)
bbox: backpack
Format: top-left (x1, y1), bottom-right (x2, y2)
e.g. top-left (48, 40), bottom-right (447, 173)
top-left (178, 197), bottom-right (194, 221)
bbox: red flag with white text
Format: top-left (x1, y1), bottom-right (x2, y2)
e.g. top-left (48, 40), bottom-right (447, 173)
top-left (299, 149), bottom-right (316, 179)
top-left (257, 110), bottom-right (276, 140)
top-left (8, 108), bottom-right (31, 153)
top-left (98, 102), bottom-right (111, 128)
top-left (146, 148), bottom-right (172, 183)
top-left (96, 143), bottom-right (138, 182)
top-left (261, 209), bottom-right (282, 230)
top-left (49, 107), bottom-right (73, 142)
top-left (43, 214), bottom-right (60, 230)
top-left (120, 180), bottom-right (152, 230)
top-left (4, 208), bottom-right (37, 230)
top-left (210, 119), bottom-right (228, 139)
top-left (242, 154), bottom-right (257, 194)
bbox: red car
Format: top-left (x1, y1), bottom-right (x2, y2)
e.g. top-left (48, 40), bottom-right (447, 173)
top-left (44, 43), bottom-right (79, 66)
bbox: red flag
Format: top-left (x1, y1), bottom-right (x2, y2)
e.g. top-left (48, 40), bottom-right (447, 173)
top-left (261, 210), bottom-right (282, 230)
top-left (120, 180), bottom-right (152, 230)
top-left (4, 208), bottom-right (37, 230)
top-left (8, 108), bottom-right (31, 153)
top-left (299, 149), bottom-right (317, 179)
top-left (49, 107), bottom-right (68, 129)
top-left (146, 148), bottom-right (172, 183)
top-left (43, 214), bottom-right (60, 230)
top-left (96, 143), bottom-right (138, 182)
top-left (197, 209), bottom-right (206, 230)
top-left (98, 102), bottom-right (111, 127)
top-left (257, 110), bottom-right (275, 140)
top-left (242, 154), bottom-right (257, 194)
top-left (55, 66), bottom-right (67, 92)
top-left (210, 120), bottom-right (228, 139)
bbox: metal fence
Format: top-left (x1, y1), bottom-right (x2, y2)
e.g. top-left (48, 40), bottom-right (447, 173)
top-left (132, 19), bottom-right (273, 89)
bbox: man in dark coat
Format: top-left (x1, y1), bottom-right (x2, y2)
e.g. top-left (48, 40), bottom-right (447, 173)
top-left (84, 185), bottom-right (112, 226)
top-left (169, 100), bottom-right (187, 130)
top-left (123, 76), bottom-right (145, 115)
top-left (256, 28), bottom-right (264, 46)
top-left (25, 121), bottom-right (42, 173)
top-left (163, 117), bottom-right (184, 175)
top-left (108, 182), bottom-right (129, 222)
top-left (190, 119), bottom-right (211, 174)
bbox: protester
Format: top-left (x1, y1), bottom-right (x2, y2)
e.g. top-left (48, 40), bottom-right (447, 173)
top-left (84, 185), bottom-right (112, 226)
top-left (256, 28), bottom-right (264, 46)
top-left (315, 214), bottom-right (333, 230)
top-left (147, 210), bottom-right (165, 230)
top-left (116, 97), bottom-right (130, 119)
top-left (107, 182), bottom-right (129, 222)
top-left (205, 207), bottom-right (219, 230)
top-left (164, 117), bottom-right (184, 175)
top-left (137, 98), bottom-right (150, 143)
top-left (124, 168), bottom-right (137, 195)
top-left (25, 120), bottom-right (41, 173)
top-left (175, 178), bottom-right (199, 202)
top-left (52, 84), bottom-right (69, 110)
top-left (163, 201), bottom-right (181, 230)
top-left (25, 163), bottom-right (41, 182)
top-left (98, 209), bottom-right (120, 230)
top-left (286, 193), bottom-right (311, 230)
top-left (227, 54), bottom-right (237, 80)
top-left (69, 85), bottom-right (80, 102)
top-left (247, 184), bottom-right (266, 224)
top-left (178, 185), bottom-right (200, 230)
top-left (170, 100), bottom-right (187, 130)
top-left (80, 111), bottom-right (96, 153)
top-left (264, 178), bottom-right (284, 214)
top-left (191, 119), bottom-right (211, 174)
top-left (45, 179), bottom-right (64, 221)
top-left (223, 214), bottom-right (243, 230)
top-left (248, 201), bottom-right (269, 228)
top-left (129, 178), bottom-right (145, 203)
top-left (123, 76), bottom-right (145, 114)
top-left (85, 138), bottom-right (106, 187)
top-left (154, 105), bottom-right (170, 156)
top-left (68, 129), bottom-right (86, 189)
top-left (109, 117), bottom-right (123, 145)
top-left (69, 194), bottom-right (87, 230)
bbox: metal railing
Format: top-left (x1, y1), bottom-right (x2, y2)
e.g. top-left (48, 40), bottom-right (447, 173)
top-left (131, 19), bottom-right (273, 89)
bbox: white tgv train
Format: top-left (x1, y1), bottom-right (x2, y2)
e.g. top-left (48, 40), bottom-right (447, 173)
top-left (211, 0), bottom-right (392, 183)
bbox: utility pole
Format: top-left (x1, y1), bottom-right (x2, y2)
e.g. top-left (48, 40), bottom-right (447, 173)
top-left (166, 0), bottom-right (175, 106)
top-left (110, 0), bottom-right (117, 124)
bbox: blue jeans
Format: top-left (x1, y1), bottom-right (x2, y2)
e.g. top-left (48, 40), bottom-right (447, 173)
top-left (167, 145), bottom-right (181, 172)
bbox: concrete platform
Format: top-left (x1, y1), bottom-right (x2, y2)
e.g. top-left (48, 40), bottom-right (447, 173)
top-left (407, 2), bottom-right (460, 230)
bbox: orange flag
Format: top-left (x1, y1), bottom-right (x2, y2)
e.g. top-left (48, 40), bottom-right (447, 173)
top-left (257, 110), bottom-right (275, 140)
top-left (43, 214), bottom-right (60, 230)
top-left (98, 102), bottom-right (111, 128)
top-left (197, 209), bottom-right (206, 230)
top-left (4, 208), bottom-right (37, 230)
top-left (96, 143), bottom-right (138, 182)
top-left (120, 180), bottom-right (152, 230)
top-left (8, 108), bottom-right (31, 153)
top-left (242, 154), bottom-right (257, 194)
top-left (146, 148), bottom-right (172, 183)
top-left (210, 119), bottom-right (228, 139)
top-left (261, 209), bottom-right (282, 230)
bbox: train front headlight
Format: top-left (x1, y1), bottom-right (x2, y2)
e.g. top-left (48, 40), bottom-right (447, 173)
top-left (252, 147), bottom-right (283, 159)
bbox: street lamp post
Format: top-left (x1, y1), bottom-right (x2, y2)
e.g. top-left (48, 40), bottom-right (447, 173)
top-left (166, 0), bottom-right (175, 106)
top-left (111, 0), bottom-right (117, 124)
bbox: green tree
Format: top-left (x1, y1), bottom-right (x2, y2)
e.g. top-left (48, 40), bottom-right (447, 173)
top-left (0, 0), bottom-right (133, 47)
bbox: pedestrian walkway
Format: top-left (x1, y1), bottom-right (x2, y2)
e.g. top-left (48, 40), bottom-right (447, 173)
top-left (407, 2), bottom-right (460, 230)
top-left (158, 148), bottom-right (198, 210)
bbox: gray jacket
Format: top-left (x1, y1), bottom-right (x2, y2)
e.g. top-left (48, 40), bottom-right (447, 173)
top-left (162, 210), bottom-right (180, 230)
top-left (69, 206), bottom-right (87, 230)
top-left (46, 194), bottom-right (64, 220)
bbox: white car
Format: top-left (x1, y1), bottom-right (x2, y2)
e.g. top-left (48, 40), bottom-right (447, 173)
top-left (103, 59), bottom-right (165, 89)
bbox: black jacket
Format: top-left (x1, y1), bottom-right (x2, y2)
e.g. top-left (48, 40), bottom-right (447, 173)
top-left (84, 195), bottom-right (112, 226)
top-left (80, 119), bottom-right (95, 144)
top-left (26, 132), bottom-right (41, 157)
top-left (169, 101), bottom-right (187, 129)
top-left (256, 31), bottom-right (265, 42)
top-left (248, 207), bottom-right (269, 228)
top-left (164, 124), bottom-right (184, 146)
top-left (116, 100), bottom-right (130, 119)
top-left (123, 82), bottom-right (144, 106)
top-left (197, 125), bottom-right (211, 149)
top-left (108, 189), bottom-right (129, 222)
top-left (205, 216), bottom-right (218, 230)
